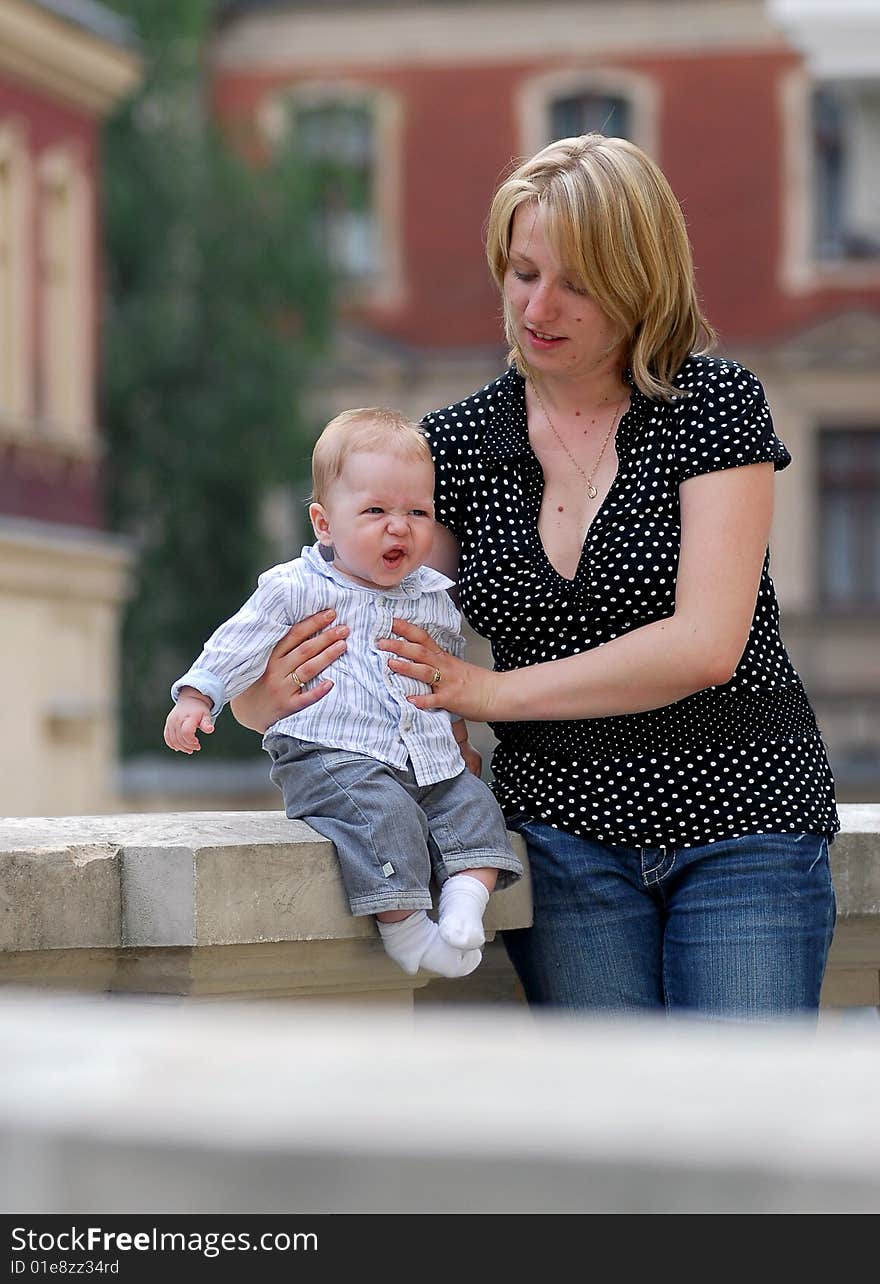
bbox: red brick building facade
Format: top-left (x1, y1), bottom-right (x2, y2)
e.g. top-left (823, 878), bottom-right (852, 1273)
top-left (212, 1), bottom-right (880, 348)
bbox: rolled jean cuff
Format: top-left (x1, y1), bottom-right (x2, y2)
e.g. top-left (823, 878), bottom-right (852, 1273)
top-left (435, 848), bottom-right (524, 891)
top-left (348, 890), bottom-right (434, 917)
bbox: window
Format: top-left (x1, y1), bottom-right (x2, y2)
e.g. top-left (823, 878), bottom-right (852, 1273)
top-left (549, 93), bottom-right (632, 142)
top-left (37, 147), bottom-right (92, 438)
top-left (295, 99), bottom-right (378, 281)
top-left (819, 428), bottom-right (880, 609)
top-left (517, 70), bottom-right (657, 164)
top-left (261, 84), bottom-right (402, 301)
top-left (812, 83), bottom-right (880, 262)
top-left (0, 122), bottom-right (30, 421)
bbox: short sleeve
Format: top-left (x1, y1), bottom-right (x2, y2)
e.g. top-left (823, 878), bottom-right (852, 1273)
top-left (674, 363), bottom-right (791, 485)
top-left (421, 408), bottom-right (464, 541)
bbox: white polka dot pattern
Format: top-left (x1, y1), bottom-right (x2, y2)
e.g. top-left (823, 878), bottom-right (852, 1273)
top-left (422, 355), bottom-right (839, 849)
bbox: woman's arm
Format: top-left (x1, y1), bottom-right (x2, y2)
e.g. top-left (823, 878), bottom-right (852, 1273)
top-left (379, 462), bottom-right (774, 722)
top-left (426, 521), bottom-right (460, 583)
top-left (230, 609), bottom-right (349, 732)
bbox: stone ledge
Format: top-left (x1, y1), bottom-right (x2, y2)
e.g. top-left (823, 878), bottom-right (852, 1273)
top-left (0, 811), bottom-right (532, 951)
top-left (0, 810), bottom-right (531, 1002)
top-left (1, 805), bottom-right (877, 1007)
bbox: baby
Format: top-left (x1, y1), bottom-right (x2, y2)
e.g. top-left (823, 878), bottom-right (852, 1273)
top-left (164, 407), bottom-right (522, 977)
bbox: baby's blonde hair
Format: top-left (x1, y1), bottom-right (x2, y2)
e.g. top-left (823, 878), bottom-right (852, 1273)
top-left (311, 407), bottom-right (432, 504)
top-left (485, 133), bottom-right (716, 401)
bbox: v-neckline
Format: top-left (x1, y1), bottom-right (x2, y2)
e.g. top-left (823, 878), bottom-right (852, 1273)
top-left (523, 385), bottom-right (633, 586)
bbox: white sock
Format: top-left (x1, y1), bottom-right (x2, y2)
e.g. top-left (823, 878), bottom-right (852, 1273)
top-left (377, 911), bottom-right (482, 978)
top-left (438, 874), bottom-right (491, 950)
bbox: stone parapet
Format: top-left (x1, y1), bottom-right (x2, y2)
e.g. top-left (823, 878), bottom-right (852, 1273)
top-left (821, 805), bottom-right (880, 1009)
top-left (0, 805), bottom-right (878, 1009)
top-left (1, 992), bottom-right (879, 1213)
top-left (0, 810), bottom-right (531, 1005)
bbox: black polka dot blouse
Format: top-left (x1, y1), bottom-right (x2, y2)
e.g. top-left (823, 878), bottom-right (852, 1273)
top-left (422, 355), bottom-right (839, 849)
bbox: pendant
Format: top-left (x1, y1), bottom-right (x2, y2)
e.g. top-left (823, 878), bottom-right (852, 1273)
top-left (587, 483), bottom-right (598, 499)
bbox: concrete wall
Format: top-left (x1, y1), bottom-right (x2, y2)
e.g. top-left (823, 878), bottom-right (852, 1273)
top-left (0, 990), bottom-right (878, 1213)
top-left (1, 802), bottom-right (878, 1213)
top-left (0, 804), bottom-right (877, 1010)
top-left (0, 520), bottom-right (131, 816)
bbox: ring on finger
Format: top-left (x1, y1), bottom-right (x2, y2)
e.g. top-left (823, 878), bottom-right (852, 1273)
top-left (290, 668), bottom-right (305, 688)
top-left (431, 667), bottom-right (442, 686)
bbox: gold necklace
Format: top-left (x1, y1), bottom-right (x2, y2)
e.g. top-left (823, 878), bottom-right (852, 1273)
top-left (529, 379), bottom-right (626, 500)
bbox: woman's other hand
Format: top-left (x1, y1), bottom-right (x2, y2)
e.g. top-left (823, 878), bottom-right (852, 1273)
top-left (230, 609), bottom-right (348, 732)
top-left (376, 617), bottom-right (498, 721)
top-left (450, 717), bottom-right (483, 778)
top-left (459, 739), bottom-right (483, 778)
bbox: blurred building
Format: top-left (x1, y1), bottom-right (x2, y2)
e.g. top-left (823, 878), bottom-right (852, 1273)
top-left (0, 0), bottom-right (139, 814)
top-left (208, 0), bottom-right (880, 801)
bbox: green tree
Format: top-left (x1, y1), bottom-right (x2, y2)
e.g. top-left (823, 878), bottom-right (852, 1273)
top-left (101, 0), bottom-right (332, 757)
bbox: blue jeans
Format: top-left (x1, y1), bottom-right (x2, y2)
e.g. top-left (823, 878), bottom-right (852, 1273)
top-left (503, 821), bottom-right (836, 1018)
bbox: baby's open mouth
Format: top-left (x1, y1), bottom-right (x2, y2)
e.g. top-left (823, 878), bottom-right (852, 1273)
top-left (383, 547), bottom-right (406, 567)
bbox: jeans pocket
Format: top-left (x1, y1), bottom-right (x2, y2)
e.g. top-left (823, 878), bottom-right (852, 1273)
top-left (263, 733), bottom-right (295, 764)
top-left (319, 750), bottom-right (372, 766)
top-left (504, 811), bottom-right (536, 834)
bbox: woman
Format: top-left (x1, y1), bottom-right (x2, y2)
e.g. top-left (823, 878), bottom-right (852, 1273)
top-left (233, 134), bottom-right (838, 1016)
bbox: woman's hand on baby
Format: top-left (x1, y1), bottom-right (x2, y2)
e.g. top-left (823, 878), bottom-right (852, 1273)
top-left (377, 618), bottom-right (498, 721)
top-left (230, 609), bottom-right (349, 733)
top-left (164, 691), bottom-right (214, 754)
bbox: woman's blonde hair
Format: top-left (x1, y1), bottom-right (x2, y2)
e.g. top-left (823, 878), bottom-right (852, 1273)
top-left (485, 134), bottom-right (715, 401)
top-left (311, 407), bottom-right (432, 504)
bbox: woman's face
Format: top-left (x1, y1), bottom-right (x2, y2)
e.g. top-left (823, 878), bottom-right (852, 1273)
top-left (503, 201), bottom-right (626, 383)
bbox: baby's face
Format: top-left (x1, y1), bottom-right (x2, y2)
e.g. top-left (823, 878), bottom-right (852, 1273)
top-left (310, 449), bottom-right (436, 589)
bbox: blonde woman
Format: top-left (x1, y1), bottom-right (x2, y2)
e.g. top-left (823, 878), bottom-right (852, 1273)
top-left (234, 135), bottom-right (837, 1016)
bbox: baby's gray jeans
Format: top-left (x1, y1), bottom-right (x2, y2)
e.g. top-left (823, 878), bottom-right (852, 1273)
top-left (264, 733), bottom-right (523, 916)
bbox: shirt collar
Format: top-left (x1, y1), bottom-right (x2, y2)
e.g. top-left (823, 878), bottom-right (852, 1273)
top-left (300, 542), bottom-right (456, 597)
top-left (481, 367), bottom-right (531, 464)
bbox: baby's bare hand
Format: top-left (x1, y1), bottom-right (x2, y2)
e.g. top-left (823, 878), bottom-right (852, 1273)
top-left (164, 698), bottom-right (214, 754)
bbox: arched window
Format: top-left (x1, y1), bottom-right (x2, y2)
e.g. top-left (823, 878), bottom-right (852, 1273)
top-left (296, 98), bottom-right (378, 280)
top-left (812, 82), bottom-right (880, 262)
top-left (819, 426), bottom-right (880, 608)
top-left (37, 146), bottom-right (92, 440)
top-left (549, 92), bottom-right (631, 142)
top-left (0, 120), bottom-right (31, 422)
top-left (261, 83), bottom-right (402, 301)
top-left (517, 69), bottom-right (658, 161)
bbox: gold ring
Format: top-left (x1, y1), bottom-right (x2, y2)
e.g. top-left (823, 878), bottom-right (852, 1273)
top-left (290, 668), bottom-right (305, 688)
top-left (431, 667), bottom-right (442, 686)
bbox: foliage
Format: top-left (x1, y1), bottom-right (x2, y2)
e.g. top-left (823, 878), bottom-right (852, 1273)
top-left (101, 0), bottom-right (332, 757)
